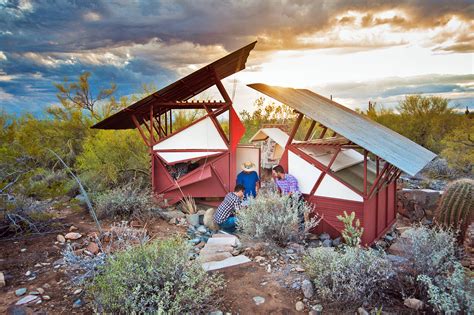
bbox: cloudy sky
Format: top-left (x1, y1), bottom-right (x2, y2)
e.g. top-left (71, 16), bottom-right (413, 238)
top-left (0, 0), bottom-right (473, 116)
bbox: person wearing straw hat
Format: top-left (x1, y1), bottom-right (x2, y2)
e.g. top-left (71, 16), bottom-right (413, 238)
top-left (236, 161), bottom-right (260, 199)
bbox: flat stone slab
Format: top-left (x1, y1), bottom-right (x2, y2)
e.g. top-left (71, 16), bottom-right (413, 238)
top-left (213, 233), bottom-right (237, 238)
top-left (206, 236), bottom-right (238, 246)
top-left (198, 252), bottom-right (233, 263)
top-left (202, 255), bottom-right (251, 271)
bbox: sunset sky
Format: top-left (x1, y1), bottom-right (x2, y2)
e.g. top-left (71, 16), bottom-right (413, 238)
top-left (0, 0), bottom-right (473, 115)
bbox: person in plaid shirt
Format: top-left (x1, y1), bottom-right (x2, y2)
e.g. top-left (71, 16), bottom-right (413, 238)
top-left (272, 165), bottom-right (300, 196)
top-left (213, 184), bottom-right (245, 233)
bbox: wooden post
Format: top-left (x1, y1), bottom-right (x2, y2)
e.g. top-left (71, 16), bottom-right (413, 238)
top-left (131, 114), bottom-right (150, 147)
top-left (287, 113), bottom-right (304, 147)
top-left (310, 147), bottom-right (341, 196)
top-left (363, 150), bottom-right (368, 197)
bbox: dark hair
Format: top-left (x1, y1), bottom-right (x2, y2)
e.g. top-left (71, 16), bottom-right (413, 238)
top-left (234, 184), bottom-right (245, 192)
top-left (272, 165), bottom-right (285, 174)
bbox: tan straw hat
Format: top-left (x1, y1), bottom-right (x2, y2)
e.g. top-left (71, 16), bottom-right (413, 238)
top-left (241, 161), bottom-right (256, 172)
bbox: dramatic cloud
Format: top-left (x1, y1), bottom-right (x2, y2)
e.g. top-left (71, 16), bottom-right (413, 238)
top-left (0, 0), bottom-right (472, 116)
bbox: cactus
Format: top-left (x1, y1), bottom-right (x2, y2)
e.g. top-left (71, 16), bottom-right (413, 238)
top-left (436, 179), bottom-right (474, 240)
top-left (337, 211), bottom-right (364, 247)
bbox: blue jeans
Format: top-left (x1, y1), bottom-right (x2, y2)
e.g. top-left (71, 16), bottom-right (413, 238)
top-left (219, 216), bottom-right (237, 233)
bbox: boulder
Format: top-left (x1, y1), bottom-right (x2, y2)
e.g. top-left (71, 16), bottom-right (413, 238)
top-left (203, 208), bottom-right (219, 231)
top-left (65, 232), bottom-right (82, 240)
top-left (404, 298), bottom-right (424, 310)
top-left (301, 279), bottom-right (314, 298)
top-left (398, 189), bottom-right (442, 221)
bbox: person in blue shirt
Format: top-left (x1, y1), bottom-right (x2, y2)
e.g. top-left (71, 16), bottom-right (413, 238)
top-left (236, 161), bottom-right (260, 199)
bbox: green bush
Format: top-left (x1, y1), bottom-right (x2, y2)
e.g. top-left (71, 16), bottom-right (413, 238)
top-left (88, 238), bottom-right (224, 313)
top-left (398, 226), bottom-right (473, 313)
top-left (94, 183), bottom-right (155, 219)
top-left (303, 247), bottom-right (393, 306)
top-left (16, 168), bottom-right (70, 199)
top-left (237, 191), bottom-right (319, 245)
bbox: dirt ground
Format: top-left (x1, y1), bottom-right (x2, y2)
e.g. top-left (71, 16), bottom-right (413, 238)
top-left (0, 205), bottom-right (304, 314)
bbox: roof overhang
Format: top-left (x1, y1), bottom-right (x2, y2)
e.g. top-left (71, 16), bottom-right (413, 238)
top-left (248, 83), bottom-right (436, 176)
top-left (92, 41), bottom-right (257, 130)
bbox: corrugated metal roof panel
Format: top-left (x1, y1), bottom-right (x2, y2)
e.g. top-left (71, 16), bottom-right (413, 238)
top-left (92, 41), bottom-right (257, 130)
top-left (248, 83), bottom-right (436, 176)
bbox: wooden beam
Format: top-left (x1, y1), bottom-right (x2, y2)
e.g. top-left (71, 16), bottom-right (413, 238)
top-left (304, 120), bottom-right (317, 141)
top-left (212, 69), bottom-right (232, 104)
top-left (309, 147), bottom-right (341, 196)
top-left (367, 162), bottom-right (390, 199)
top-left (363, 150), bottom-right (368, 197)
top-left (287, 113), bottom-right (304, 147)
top-left (131, 114), bottom-right (150, 147)
top-left (318, 126), bottom-right (328, 139)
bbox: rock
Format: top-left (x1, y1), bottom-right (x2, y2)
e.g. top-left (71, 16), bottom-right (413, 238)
top-left (187, 214), bottom-right (200, 227)
top-left (73, 288), bottom-right (82, 295)
top-left (358, 307), bottom-right (369, 315)
top-left (20, 248), bottom-right (26, 252)
top-left (86, 242), bottom-right (99, 255)
top-left (65, 232), bottom-right (82, 240)
top-left (56, 234), bottom-right (66, 243)
top-left (404, 298), bottom-right (423, 310)
top-left (332, 237), bottom-right (341, 246)
top-left (253, 296), bottom-right (265, 305)
top-left (322, 239), bottom-right (332, 247)
top-left (197, 225), bottom-right (208, 233)
top-left (35, 288), bottom-right (44, 295)
top-left (308, 311), bottom-right (318, 315)
top-left (24, 271), bottom-right (31, 276)
top-left (69, 225), bottom-right (78, 231)
top-left (386, 254), bottom-right (409, 266)
top-left (6, 305), bottom-right (34, 315)
top-left (209, 311), bottom-right (223, 315)
top-left (295, 266), bottom-right (305, 272)
top-left (398, 189), bottom-right (441, 221)
top-left (159, 210), bottom-right (186, 221)
top-left (255, 256), bottom-right (265, 263)
top-left (301, 280), bottom-right (314, 298)
top-left (74, 194), bottom-right (87, 205)
top-left (295, 301), bottom-right (305, 311)
top-left (42, 295), bottom-right (50, 300)
top-left (73, 299), bottom-right (84, 308)
top-left (15, 288), bottom-right (27, 296)
top-left (203, 208), bottom-right (219, 231)
top-left (319, 233), bottom-right (330, 241)
top-left (388, 240), bottom-right (410, 256)
top-left (0, 271), bottom-right (5, 287)
top-left (198, 252), bottom-right (233, 263)
top-left (15, 295), bottom-right (39, 305)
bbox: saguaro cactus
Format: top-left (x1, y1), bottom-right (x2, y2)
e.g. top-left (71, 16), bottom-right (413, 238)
top-left (436, 179), bottom-right (474, 239)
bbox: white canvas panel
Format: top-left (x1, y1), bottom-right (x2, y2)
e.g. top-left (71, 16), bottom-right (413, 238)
top-left (315, 175), bottom-right (363, 202)
top-left (313, 149), bottom-right (364, 172)
top-left (158, 151), bottom-right (221, 164)
top-left (288, 151), bottom-right (321, 194)
top-left (250, 128), bottom-right (289, 148)
top-left (236, 146), bottom-right (260, 176)
top-left (154, 117), bottom-right (227, 150)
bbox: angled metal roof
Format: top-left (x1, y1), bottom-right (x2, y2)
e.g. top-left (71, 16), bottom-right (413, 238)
top-left (92, 41), bottom-right (257, 130)
top-left (248, 83), bottom-right (436, 176)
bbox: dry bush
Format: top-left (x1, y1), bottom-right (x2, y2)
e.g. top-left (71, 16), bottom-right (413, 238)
top-left (179, 195), bottom-right (197, 214)
top-left (88, 237), bottom-right (224, 314)
top-left (303, 247), bottom-right (394, 307)
top-left (238, 191), bottom-right (320, 245)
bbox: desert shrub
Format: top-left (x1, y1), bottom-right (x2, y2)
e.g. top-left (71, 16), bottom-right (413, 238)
top-left (303, 247), bottom-right (394, 306)
top-left (88, 237), bottom-right (223, 313)
top-left (238, 191), bottom-right (320, 245)
top-left (337, 211), bottom-right (364, 247)
top-left (94, 183), bottom-right (155, 219)
top-left (398, 226), bottom-right (473, 313)
top-left (16, 168), bottom-right (70, 199)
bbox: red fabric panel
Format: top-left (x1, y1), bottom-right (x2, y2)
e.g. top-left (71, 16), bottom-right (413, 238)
top-left (230, 107), bottom-right (245, 152)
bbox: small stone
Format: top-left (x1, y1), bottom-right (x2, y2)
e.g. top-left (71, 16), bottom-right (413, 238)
top-left (197, 225), bottom-right (207, 233)
top-left (69, 225), bottom-right (78, 231)
top-left (35, 299), bottom-right (42, 305)
top-left (56, 235), bottom-right (66, 243)
top-left (302, 280), bottom-right (314, 298)
top-left (319, 233), bottom-right (330, 241)
top-left (15, 295), bottom-right (39, 305)
top-left (255, 256), bottom-right (265, 262)
top-left (358, 307), bottom-right (369, 315)
top-left (20, 248), bottom-right (26, 252)
top-left (253, 296), bottom-right (265, 305)
top-left (332, 237), bottom-right (341, 246)
top-left (73, 288), bottom-right (82, 295)
top-left (0, 271), bottom-right (5, 287)
top-left (34, 263), bottom-right (42, 268)
top-left (86, 242), bottom-right (99, 255)
top-left (295, 301), bottom-right (305, 311)
top-left (308, 311), bottom-right (318, 315)
top-left (42, 295), bottom-right (51, 300)
top-left (72, 299), bottom-right (83, 308)
top-left (65, 232), bottom-right (82, 240)
top-left (404, 298), bottom-right (423, 310)
top-left (295, 266), bottom-right (305, 272)
top-left (37, 288), bottom-right (44, 294)
top-left (43, 283), bottom-right (51, 289)
top-left (209, 311), bottom-right (223, 315)
top-left (15, 288), bottom-right (27, 296)
top-left (322, 239), bottom-right (332, 247)
top-left (25, 271), bottom-right (31, 277)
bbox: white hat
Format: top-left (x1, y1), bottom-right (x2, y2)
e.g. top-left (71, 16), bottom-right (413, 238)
top-left (241, 161), bottom-right (256, 172)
